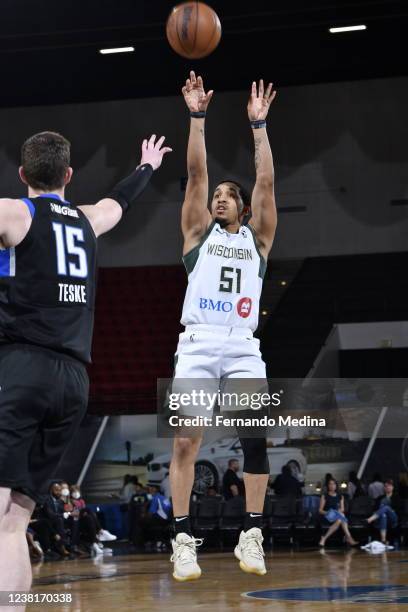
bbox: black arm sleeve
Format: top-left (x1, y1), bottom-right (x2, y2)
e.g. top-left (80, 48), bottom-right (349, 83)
top-left (107, 163), bottom-right (154, 212)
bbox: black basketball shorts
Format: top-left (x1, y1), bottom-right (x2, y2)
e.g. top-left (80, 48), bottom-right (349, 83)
top-left (0, 343), bottom-right (89, 503)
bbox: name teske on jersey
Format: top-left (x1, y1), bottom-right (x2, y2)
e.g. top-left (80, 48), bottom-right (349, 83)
top-left (58, 283), bottom-right (87, 303)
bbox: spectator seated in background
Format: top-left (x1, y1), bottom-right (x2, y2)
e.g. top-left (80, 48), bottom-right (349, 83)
top-left (222, 459), bottom-right (245, 500)
top-left (70, 484), bottom-right (86, 512)
top-left (348, 471), bottom-right (365, 499)
top-left (366, 479), bottom-right (401, 544)
top-left (322, 473), bottom-right (334, 494)
top-left (318, 478), bottom-right (358, 548)
top-left (132, 484), bottom-right (172, 549)
top-left (368, 473), bottom-right (385, 500)
top-left (41, 482), bottom-right (70, 557)
top-left (28, 505), bottom-right (62, 561)
top-left (118, 475), bottom-right (140, 503)
top-left (60, 481), bottom-right (74, 513)
top-left (133, 482), bottom-right (149, 503)
top-left (70, 484), bottom-right (116, 555)
top-left (58, 480), bottom-right (84, 556)
top-left (272, 464), bottom-right (303, 498)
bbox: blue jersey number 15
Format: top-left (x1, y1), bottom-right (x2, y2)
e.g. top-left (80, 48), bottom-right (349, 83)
top-left (52, 222), bottom-right (88, 278)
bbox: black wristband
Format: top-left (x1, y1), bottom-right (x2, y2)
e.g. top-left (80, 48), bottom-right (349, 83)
top-left (250, 119), bottom-right (267, 129)
top-left (190, 111), bottom-right (206, 118)
top-left (107, 163), bottom-right (154, 213)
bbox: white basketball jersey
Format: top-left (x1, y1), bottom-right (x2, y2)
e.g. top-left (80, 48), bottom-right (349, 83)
top-left (181, 221), bottom-right (266, 332)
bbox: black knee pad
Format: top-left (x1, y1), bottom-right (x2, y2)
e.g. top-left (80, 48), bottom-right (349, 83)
top-left (239, 437), bottom-right (269, 474)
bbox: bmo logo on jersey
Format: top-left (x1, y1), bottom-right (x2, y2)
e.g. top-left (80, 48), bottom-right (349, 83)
top-left (199, 297), bottom-right (233, 312)
top-left (237, 297), bottom-right (252, 318)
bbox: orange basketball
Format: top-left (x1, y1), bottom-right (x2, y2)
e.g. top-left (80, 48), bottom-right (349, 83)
top-left (166, 2), bottom-right (222, 59)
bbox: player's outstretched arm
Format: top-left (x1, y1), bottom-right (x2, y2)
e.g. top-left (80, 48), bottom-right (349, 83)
top-left (247, 80), bottom-right (277, 260)
top-left (78, 135), bottom-right (172, 238)
top-left (181, 71), bottom-right (213, 254)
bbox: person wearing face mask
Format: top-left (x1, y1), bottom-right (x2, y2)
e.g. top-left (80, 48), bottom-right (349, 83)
top-left (60, 482), bottom-right (73, 514)
top-left (70, 484), bottom-right (116, 556)
top-left (70, 485), bottom-right (86, 511)
top-left (58, 480), bottom-right (86, 556)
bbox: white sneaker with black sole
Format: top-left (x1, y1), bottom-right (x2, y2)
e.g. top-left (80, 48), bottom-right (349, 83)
top-left (234, 528), bottom-right (267, 575)
top-left (170, 533), bottom-right (203, 581)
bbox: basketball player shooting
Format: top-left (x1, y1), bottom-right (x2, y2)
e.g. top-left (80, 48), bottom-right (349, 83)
top-left (0, 131), bottom-right (171, 596)
top-left (169, 71), bottom-right (277, 581)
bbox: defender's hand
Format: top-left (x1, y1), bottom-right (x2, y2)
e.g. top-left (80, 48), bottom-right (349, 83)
top-left (247, 80), bottom-right (276, 121)
top-left (182, 71), bottom-right (214, 113)
top-left (140, 135), bottom-right (172, 171)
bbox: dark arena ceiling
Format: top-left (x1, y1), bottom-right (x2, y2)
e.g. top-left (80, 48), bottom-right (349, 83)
top-left (0, 0), bottom-right (407, 107)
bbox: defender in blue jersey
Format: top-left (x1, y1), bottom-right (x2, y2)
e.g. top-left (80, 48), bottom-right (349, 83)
top-left (0, 130), bottom-right (171, 591)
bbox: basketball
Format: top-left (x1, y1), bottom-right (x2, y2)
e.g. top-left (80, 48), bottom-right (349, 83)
top-left (166, 2), bottom-right (222, 59)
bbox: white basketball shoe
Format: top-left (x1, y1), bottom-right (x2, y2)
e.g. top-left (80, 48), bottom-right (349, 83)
top-left (97, 529), bottom-right (117, 542)
top-left (234, 527), bottom-right (267, 575)
top-left (170, 533), bottom-right (203, 581)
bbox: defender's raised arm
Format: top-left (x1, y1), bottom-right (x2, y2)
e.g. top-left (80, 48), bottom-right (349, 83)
top-left (247, 80), bottom-right (277, 259)
top-left (78, 134), bottom-right (172, 238)
top-left (181, 71), bottom-right (213, 253)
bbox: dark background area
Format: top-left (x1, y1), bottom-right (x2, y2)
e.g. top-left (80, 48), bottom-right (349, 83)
top-left (0, 0), bottom-right (407, 107)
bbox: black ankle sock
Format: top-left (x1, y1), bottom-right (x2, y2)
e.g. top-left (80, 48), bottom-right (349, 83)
top-left (244, 512), bottom-right (263, 531)
top-left (173, 515), bottom-right (192, 536)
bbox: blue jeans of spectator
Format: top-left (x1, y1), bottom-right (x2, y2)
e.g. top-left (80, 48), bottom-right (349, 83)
top-left (325, 509), bottom-right (348, 523)
top-left (374, 505), bottom-right (398, 531)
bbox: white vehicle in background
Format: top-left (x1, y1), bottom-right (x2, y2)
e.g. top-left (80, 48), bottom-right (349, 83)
top-left (147, 437), bottom-right (307, 494)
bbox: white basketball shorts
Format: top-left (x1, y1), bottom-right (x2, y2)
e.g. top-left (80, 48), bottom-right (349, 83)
top-left (172, 324), bottom-right (267, 416)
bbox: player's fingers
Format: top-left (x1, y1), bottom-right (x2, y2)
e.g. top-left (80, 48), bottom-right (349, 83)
top-left (268, 90), bottom-right (277, 104)
top-left (197, 75), bottom-right (203, 88)
top-left (182, 86), bottom-right (188, 96)
top-left (265, 82), bottom-right (273, 99)
top-left (161, 147), bottom-right (173, 155)
top-left (251, 81), bottom-right (257, 97)
top-left (206, 90), bottom-right (214, 103)
top-left (148, 134), bottom-right (156, 148)
top-left (142, 139), bottom-right (148, 151)
top-left (259, 79), bottom-right (264, 98)
top-left (155, 135), bottom-right (165, 149)
top-left (186, 78), bottom-right (192, 91)
top-left (190, 70), bottom-right (196, 83)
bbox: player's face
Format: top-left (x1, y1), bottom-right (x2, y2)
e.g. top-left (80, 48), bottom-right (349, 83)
top-left (211, 182), bottom-right (243, 226)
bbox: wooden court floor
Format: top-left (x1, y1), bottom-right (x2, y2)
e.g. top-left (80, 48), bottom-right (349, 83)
top-left (28, 549), bottom-right (408, 611)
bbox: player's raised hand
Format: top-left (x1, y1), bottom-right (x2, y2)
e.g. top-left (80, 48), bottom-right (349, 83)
top-left (140, 135), bottom-right (173, 170)
top-left (247, 80), bottom-right (277, 121)
top-left (182, 71), bottom-right (214, 113)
